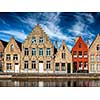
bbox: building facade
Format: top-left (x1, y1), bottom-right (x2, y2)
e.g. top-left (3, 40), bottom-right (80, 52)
top-left (0, 40), bottom-right (7, 72)
top-left (54, 40), bottom-right (72, 74)
top-left (3, 37), bottom-right (21, 73)
top-left (89, 34), bottom-right (100, 73)
top-left (72, 36), bottom-right (89, 73)
top-left (21, 24), bottom-right (54, 73)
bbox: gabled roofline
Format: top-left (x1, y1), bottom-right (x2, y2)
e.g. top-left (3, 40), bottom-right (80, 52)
top-left (89, 34), bottom-right (100, 49)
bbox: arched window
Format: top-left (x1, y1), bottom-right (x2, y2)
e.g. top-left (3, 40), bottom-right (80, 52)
top-left (97, 44), bottom-right (100, 51)
top-left (10, 44), bottom-right (14, 51)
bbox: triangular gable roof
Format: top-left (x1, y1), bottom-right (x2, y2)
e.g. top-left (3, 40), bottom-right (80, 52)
top-left (55, 40), bottom-right (71, 55)
top-left (89, 34), bottom-right (100, 49)
top-left (71, 36), bottom-right (88, 51)
top-left (5, 37), bottom-right (21, 51)
top-left (22, 24), bottom-right (54, 47)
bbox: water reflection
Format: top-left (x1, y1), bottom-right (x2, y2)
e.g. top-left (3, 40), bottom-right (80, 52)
top-left (0, 79), bottom-right (100, 87)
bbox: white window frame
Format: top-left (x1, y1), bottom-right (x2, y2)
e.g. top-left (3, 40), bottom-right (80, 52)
top-left (46, 48), bottom-right (51, 56)
top-left (32, 37), bottom-right (36, 43)
top-left (39, 48), bottom-right (43, 56)
top-left (32, 48), bottom-right (36, 56)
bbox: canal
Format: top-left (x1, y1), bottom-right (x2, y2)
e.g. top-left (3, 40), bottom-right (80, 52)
top-left (0, 79), bottom-right (100, 87)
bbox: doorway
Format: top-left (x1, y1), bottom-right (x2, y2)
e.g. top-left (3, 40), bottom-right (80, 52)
top-left (67, 63), bottom-right (71, 73)
top-left (73, 62), bottom-right (77, 73)
top-left (39, 61), bottom-right (44, 73)
top-left (14, 63), bottom-right (19, 73)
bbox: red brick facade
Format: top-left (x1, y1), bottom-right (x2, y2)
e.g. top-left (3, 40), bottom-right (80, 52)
top-left (72, 36), bottom-right (89, 73)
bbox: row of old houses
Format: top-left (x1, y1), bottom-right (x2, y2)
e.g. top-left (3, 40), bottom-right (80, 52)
top-left (0, 24), bottom-right (100, 74)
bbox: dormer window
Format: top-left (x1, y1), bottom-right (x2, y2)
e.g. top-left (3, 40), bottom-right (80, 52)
top-left (10, 44), bottom-right (14, 51)
top-left (39, 37), bottom-right (43, 43)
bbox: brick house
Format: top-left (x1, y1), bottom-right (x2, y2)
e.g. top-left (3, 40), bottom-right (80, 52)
top-left (21, 24), bottom-right (55, 73)
top-left (72, 36), bottom-right (89, 73)
top-left (89, 34), bottom-right (100, 73)
top-left (3, 37), bottom-right (21, 73)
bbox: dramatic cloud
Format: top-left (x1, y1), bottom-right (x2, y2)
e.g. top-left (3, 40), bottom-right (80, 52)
top-left (68, 13), bottom-right (95, 40)
top-left (0, 12), bottom-right (99, 50)
top-left (0, 30), bottom-right (27, 41)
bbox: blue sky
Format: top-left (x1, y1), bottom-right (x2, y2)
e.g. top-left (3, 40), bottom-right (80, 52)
top-left (0, 12), bottom-right (100, 50)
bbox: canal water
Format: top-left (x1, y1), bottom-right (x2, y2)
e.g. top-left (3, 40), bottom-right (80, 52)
top-left (0, 79), bottom-right (100, 87)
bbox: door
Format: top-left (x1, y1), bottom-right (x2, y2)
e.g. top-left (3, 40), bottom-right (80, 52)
top-left (39, 61), bottom-right (43, 73)
top-left (0, 62), bottom-right (2, 72)
top-left (15, 63), bottom-right (19, 73)
top-left (73, 62), bottom-right (77, 73)
top-left (67, 63), bottom-right (71, 73)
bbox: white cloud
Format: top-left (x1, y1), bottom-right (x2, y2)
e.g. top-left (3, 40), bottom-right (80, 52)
top-left (0, 18), bottom-right (10, 27)
top-left (68, 13), bottom-right (95, 39)
top-left (0, 30), bottom-right (27, 41)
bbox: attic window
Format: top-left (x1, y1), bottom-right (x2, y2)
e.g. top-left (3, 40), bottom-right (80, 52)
top-left (97, 44), bottom-right (100, 51)
top-left (10, 44), bottom-right (14, 51)
top-left (63, 46), bottom-right (65, 50)
top-left (79, 43), bottom-right (82, 48)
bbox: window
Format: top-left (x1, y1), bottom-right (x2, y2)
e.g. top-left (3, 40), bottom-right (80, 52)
top-left (62, 53), bottom-right (66, 59)
top-left (32, 37), bottom-right (36, 43)
top-left (84, 62), bottom-right (88, 68)
top-left (32, 48), bottom-right (36, 56)
top-left (84, 51), bottom-right (88, 58)
top-left (24, 48), bottom-right (29, 56)
top-left (46, 48), bottom-right (51, 56)
top-left (91, 64), bottom-right (95, 72)
top-left (84, 51), bottom-right (87, 55)
top-left (61, 63), bottom-right (66, 71)
top-left (97, 44), bottom-right (100, 51)
top-left (90, 55), bottom-right (94, 61)
top-left (39, 48), bottom-right (43, 56)
top-left (0, 52), bottom-right (3, 58)
top-left (96, 55), bottom-right (100, 62)
top-left (6, 54), bottom-right (11, 61)
top-left (79, 43), bottom-right (82, 48)
top-left (24, 61), bottom-right (28, 69)
top-left (39, 37), bottom-right (43, 43)
top-left (97, 64), bottom-right (100, 71)
top-left (79, 62), bottom-right (82, 68)
top-left (55, 63), bottom-right (60, 71)
top-left (10, 44), bottom-right (14, 51)
top-left (32, 61), bottom-right (36, 69)
top-left (46, 61), bottom-right (51, 69)
top-left (73, 51), bottom-right (77, 57)
top-left (73, 51), bottom-right (77, 55)
top-left (6, 63), bottom-right (12, 70)
top-left (13, 54), bottom-right (18, 61)
top-left (63, 46), bottom-right (65, 50)
top-left (79, 51), bottom-right (82, 57)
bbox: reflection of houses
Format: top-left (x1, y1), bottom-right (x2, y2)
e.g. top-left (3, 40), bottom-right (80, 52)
top-left (21, 24), bottom-right (54, 73)
top-left (0, 40), bottom-right (7, 72)
top-left (72, 36), bottom-right (88, 73)
top-left (3, 37), bottom-right (21, 73)
top-left (54, 40), bottom-right (72, 73)
top-left (89, 34), bottom-right (100, 73)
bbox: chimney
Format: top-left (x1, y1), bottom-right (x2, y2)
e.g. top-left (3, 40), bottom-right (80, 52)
top-left (55, 40), bottom-right (58, 50)
top-left (86, 39), bottom-right (90, 48)
top-left (75, 36), bottom-right (79, 43)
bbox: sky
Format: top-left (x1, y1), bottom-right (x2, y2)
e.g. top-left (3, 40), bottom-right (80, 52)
top-left (0, 12), bottom-right (100, 50)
